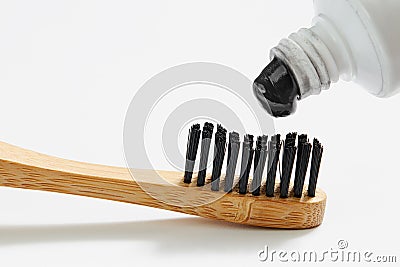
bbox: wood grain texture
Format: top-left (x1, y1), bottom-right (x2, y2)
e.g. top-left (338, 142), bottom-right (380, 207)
top-left (0, 141), bottom-right (326, 229)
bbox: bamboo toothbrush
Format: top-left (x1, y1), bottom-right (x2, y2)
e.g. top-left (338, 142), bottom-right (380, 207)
top-left (0, 125), bottom-right (326, 229)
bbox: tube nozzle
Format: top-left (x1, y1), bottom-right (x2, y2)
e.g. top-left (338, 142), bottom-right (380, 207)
top-left (253, 58), bottom-right (299, 117)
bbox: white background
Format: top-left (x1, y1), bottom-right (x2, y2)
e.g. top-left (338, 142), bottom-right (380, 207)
top-left (0, 0), bottom-right (399, 266)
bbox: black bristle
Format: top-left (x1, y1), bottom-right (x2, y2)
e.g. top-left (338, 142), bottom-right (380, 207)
top-left (265, 134), bottom-right (281, 197)
top-left (224, 132), bottom-right (241, 193)
top-left (211, 125), bottom-right (227, 191)
top-left (251, 135), bottom-right (268, 196)
top-left (308, 138), bottom-right (324, 197)
top-left (197, 122), bottom-right (214, 186)
top-left (183, 125), bottom-right (325, 198)
top-left (294, 134), bottom-right (308, 179)
top-left (238, 134), bottom-right (254, 194)
top-left (280, 132), bottom-right (297, 198)
top-left (293, 138), bottom-right (312, 198)
top-left (184, 124), bottom-right (201, 184)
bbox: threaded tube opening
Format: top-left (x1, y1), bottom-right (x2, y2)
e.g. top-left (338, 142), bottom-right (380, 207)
top-left (270, 28), bottom-right (336, 99)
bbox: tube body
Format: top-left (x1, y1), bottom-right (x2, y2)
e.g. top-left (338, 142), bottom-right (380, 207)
top-left (312, 0), bottom-right (400, 97)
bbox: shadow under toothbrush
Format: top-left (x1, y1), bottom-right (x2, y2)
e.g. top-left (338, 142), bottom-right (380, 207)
top-left (0, 217), bottom-right (315, 252)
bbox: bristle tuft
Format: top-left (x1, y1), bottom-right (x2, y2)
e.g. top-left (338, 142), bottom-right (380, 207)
top-left (224, 132), bottom-right (241, 192)
top-left (251, 135), bottom-right (268, 196)
top-left (211, 124), bottom-right (227, 191)
top-left (280, 132), bottom-right (297, 198)
top-left (197, 122), bottom-right (214, 186)
top-left (308, 138), bottom-right (324, 197)
top-left (293, 135), bottom-right (312, 198)
top-left (238, 134), bottom-right (254, 194)
top-left (265, 134), bottom-right (281, 197)
top-left (184, 124), bottom-right (201, 184)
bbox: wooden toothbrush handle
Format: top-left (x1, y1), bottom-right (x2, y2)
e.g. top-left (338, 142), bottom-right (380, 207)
top-left (0, 141), bottom-right (178, 210)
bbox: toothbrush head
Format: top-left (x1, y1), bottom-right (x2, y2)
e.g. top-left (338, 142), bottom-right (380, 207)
top-left (182, 122), bottom-right (326, 229)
